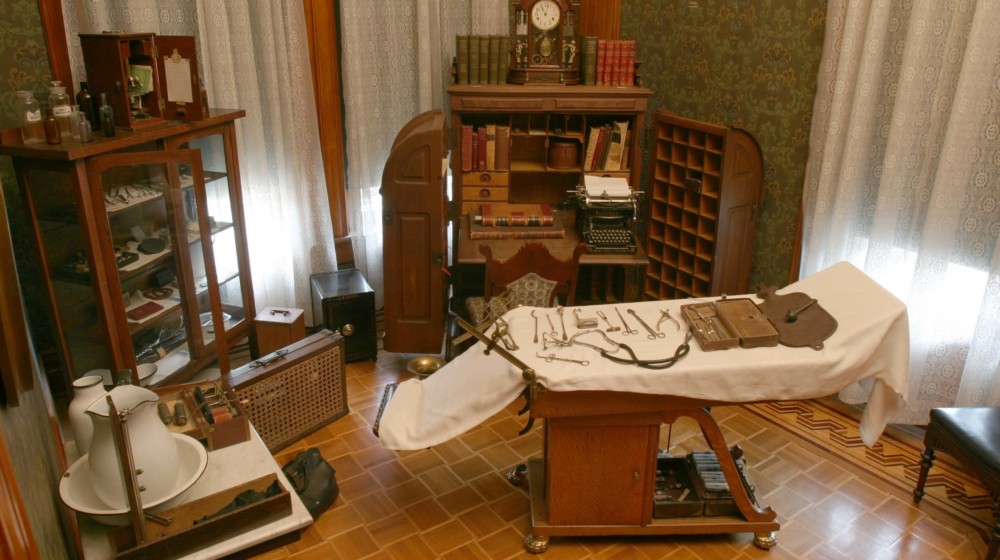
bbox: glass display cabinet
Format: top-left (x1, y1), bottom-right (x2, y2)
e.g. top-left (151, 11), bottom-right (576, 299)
top-left (0, 109), bottom-right (254, 391)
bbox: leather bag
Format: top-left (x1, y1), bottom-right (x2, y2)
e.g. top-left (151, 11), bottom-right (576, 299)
top-left (282, 448), bottom-right (339, 518)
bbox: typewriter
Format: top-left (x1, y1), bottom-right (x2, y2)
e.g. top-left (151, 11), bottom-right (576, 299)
top-left (573, 177), bottom-right (639, 254)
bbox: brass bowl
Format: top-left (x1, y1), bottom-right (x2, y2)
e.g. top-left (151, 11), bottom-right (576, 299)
top-left (406, 356), bottom-right (446, 377)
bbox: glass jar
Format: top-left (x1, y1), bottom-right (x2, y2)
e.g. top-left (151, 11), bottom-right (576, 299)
top-left (15, 90), bottom-right (44, 144)
top-left (47, 81), bottom-right (72, 137)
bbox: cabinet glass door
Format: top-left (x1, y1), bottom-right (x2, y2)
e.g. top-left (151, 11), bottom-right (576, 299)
top-left (88, 150), bottom-right (218, 384)
top-left (164, 128), bottom-right (250, 353)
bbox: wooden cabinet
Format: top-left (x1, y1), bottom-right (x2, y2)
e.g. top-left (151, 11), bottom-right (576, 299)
top-left (643, 112), bottom-right (763, 299)
top-left (0, 109), bottom-right (254, 390)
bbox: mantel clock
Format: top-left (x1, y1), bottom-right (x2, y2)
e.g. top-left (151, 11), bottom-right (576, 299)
top-left (509, 0), bottom-right (581, 85)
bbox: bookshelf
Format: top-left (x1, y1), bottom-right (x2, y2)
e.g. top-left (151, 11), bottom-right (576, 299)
top-left (447, 84), bottom-right (651, 215)
top-left (643, 112), bottom-right (763, 299)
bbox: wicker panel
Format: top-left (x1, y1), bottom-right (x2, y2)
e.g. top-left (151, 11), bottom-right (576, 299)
top-left (232, 334), bottom-right (347, 452)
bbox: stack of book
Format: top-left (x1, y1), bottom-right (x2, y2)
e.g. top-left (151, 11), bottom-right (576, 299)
top-left (583, 120), bottom-right (630, 172)
top-left (461, 124), bottom-right (510, 172)
top-left (580, 38), bottom-right (636, 87)
top-left (455, 35), bottom-right (510, 85)
top-left (469, 203), bottom-right (565, 240)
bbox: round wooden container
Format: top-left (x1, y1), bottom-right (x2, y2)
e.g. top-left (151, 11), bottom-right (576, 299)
top-left (548, 140), bottom-right (579, 169)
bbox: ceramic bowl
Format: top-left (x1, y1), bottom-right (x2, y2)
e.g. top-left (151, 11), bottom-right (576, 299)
top-left (136, 363), bottom-right (157, 386)
top-left (58, 433), bottom-right (207, 525)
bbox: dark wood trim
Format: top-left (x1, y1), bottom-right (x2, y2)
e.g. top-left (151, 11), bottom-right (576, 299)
top-left (790, 202), bottom-right (803, 283)
top-left (303, 0), bottom-right (350, 240)
top-left (580, 0), bottom-right (621, 39)
top-left (0, 430), bottom-right (38, 559)
top-left (37, 0), bottom-right (73, 92)
top-left (0, 186), bottom-right (33, 407)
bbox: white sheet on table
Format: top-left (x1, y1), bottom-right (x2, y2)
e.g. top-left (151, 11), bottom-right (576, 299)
top-left (377, 262), bottom-right (908, 450)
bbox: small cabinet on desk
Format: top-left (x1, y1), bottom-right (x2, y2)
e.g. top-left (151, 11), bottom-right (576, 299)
top-left (0, 109), bottom-right (255, 392)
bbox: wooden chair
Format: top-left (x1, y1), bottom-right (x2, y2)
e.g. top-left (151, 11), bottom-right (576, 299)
top-left (914, 407), bottom-right (1000, 559)
top-left (446, 242), bottom-right (587, 360)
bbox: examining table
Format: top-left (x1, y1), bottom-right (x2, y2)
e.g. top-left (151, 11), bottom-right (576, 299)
top-left (377, 261), bottom-right (909, 551)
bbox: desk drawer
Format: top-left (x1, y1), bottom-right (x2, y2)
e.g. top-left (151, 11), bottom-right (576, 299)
top-left (462, 171), bottom-right (509, 186)
top-left (462, 186), bottom-right (508, 215)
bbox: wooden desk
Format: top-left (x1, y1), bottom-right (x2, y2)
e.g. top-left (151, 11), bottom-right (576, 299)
top-left (455, 212), bottom-right (648, 302)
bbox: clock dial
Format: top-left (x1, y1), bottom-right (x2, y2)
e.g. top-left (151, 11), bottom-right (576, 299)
top-left (531, 0), bottom-right (561, 31)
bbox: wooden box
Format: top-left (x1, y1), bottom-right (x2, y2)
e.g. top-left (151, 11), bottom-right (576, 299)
top-left (108, 474), bottom-right (291, 560)
top-left (255, 306), bottom-right (306, 357)
top-left (681, 298), bottom-right (779, 351)
top-left (310, 270), bottom-right (377, 362)
top-left (225, 330), bottom-right (348, 452)
top-left (155, 381), bottom-right (250, 451)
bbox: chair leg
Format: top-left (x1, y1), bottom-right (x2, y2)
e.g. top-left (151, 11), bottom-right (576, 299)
top-left (988, 510), bottom-right (999, 560)
top-left (913, 447), bottom-right (936, 503)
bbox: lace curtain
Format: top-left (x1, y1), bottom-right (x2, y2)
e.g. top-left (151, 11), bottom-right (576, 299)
top-left (338, 0), bottom-right (508, 310)
top-left (801, 0), bottom-right (1000, 423)
top-left (62, 0), bottom-right (336, 323)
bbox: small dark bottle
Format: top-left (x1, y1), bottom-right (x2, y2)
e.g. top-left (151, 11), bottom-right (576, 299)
top-left (98, 93), bottom-right (116, 137)
top-left (43, 108), bottom-right (62, 144)
top-left (76, 81), bottom-right (97, 129)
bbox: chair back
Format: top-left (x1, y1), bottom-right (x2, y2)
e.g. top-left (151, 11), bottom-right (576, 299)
top-left (480, 242), bottom-right (587, 306)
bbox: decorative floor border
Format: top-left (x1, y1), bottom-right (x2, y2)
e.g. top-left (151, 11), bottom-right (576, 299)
top-left (743, 399), bottom-right (993, 534)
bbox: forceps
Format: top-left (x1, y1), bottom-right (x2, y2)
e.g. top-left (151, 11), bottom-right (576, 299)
top-left (615, 306), bottom-right (638, 335)
top-left (628, 308), bottom-right (664, 339)
top-left (535, 352), bottom-right (589, 366)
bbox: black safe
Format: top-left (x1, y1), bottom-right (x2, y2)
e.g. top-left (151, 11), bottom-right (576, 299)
top-left (310, 269), bottom-right (377, 362)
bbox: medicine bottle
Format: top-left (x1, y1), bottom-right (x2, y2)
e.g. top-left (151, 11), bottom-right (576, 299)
top-left (47, 81), bottom-right (72, 137)
top-left (76, 81), bottom-right (98, 129)
top-left (15, 90), bottom-right (44, 144)
top-left (43, 108), bottom-right (62, 144)
top-left (98, 93), bottom-right (116, 137)
top-left (77, 109), bottom-right (93, 143)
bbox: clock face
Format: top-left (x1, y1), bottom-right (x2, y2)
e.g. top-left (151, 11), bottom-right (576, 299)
top-left (531, 0), bottom-right (561, 31)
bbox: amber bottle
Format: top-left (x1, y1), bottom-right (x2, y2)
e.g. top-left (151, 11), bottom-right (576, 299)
top-left (43, 108), bottom-right (62, 144)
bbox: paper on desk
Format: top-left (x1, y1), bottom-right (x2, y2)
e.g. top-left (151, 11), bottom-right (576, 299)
top-left (583, 175), bottom-right (631, 198)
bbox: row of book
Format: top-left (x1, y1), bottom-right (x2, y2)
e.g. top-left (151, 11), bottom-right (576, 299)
top-left (460, 124), bottom-right (511, 172)
top-left (584, 121), bottom-right (630, 172)
top-left (581, 38), bottom-right (637, 87)
top-left (455, 35), bottom-right (510, 86)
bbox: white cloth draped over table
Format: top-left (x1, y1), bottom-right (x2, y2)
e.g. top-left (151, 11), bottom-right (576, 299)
top-left (377, 262), bottom-right (909, 450)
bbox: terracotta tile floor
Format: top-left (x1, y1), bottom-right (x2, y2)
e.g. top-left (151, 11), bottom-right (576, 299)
top-left (253, 351), bottom-right (990, 559)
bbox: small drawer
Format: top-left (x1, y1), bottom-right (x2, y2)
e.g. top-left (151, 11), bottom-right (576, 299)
top-left (462, 171), bottom-right (510, 186)
top-left (462, 186), bottom-right (508, 202)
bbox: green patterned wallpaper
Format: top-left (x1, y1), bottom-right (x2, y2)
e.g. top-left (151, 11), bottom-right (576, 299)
top-left (622, 0), bottom-right (827, 288)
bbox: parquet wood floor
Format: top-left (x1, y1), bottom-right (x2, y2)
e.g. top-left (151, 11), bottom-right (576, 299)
top-left (252, 351), bottom-right (991, 560)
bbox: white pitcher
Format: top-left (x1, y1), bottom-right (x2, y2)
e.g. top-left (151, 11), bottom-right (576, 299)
top-left (86, 384), bottom-right (179, 510)
top-left (68, 375), bottom-right (106, 455)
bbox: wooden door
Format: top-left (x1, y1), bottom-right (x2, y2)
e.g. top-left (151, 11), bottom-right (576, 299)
top-left (381, 110), bottom-right (448, 354)
top-left (713, 129), bottom-right (763, 296)
top-left (545, 413), bottom-right (659, 526)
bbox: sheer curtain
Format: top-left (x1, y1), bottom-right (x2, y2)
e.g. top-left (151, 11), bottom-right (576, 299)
top-left (801, 0), bottom-right (1000, 423)
top-left (338, 0), bottom-right (507, 310)
top-left (62, 0), bottom-right (336, 323)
